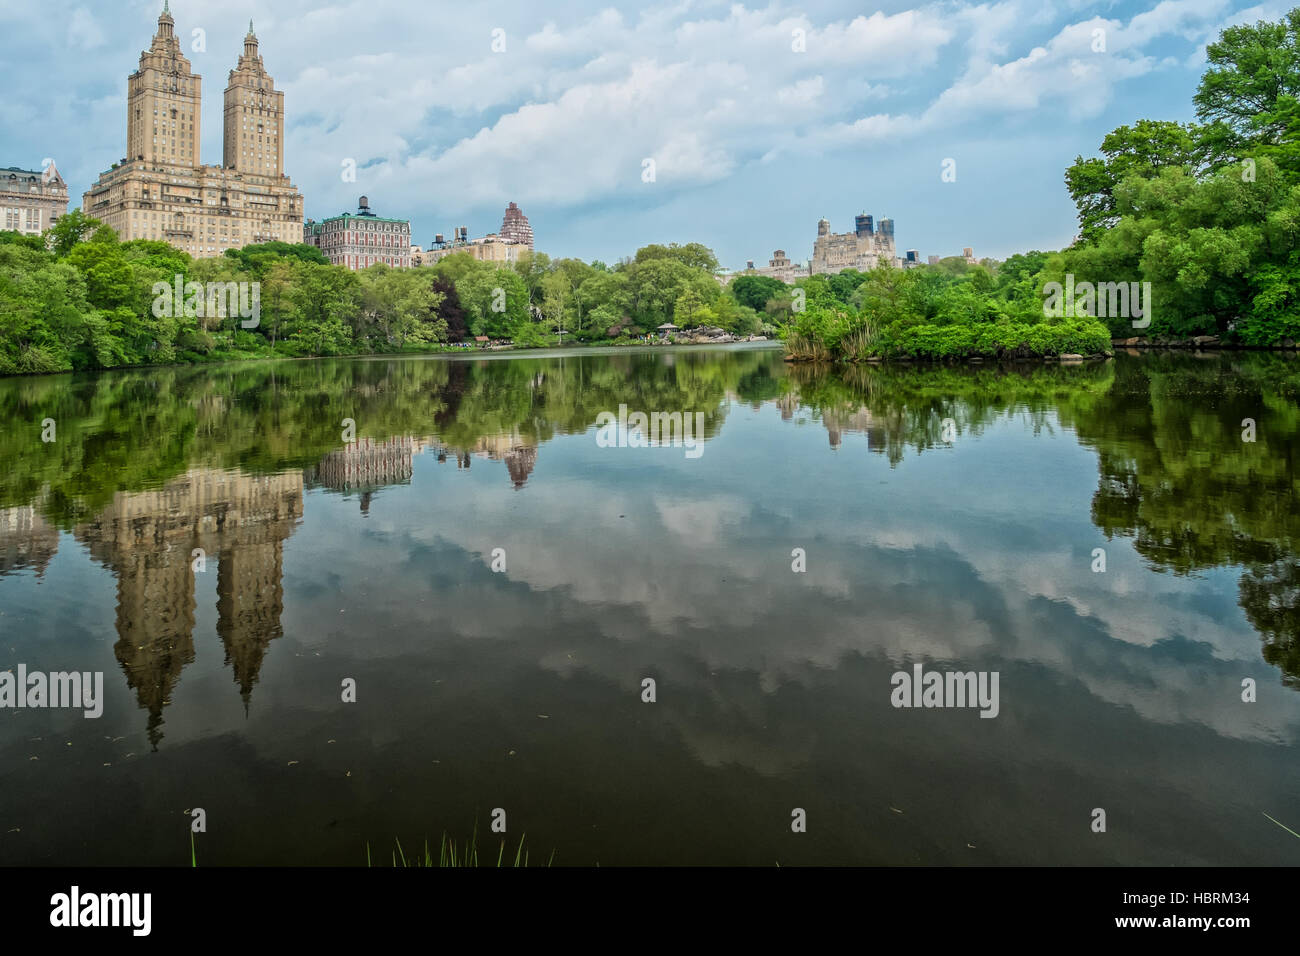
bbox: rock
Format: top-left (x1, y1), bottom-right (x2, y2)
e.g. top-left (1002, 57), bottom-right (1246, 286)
top-left (1191, 335), bottom-right (1220, 347)
top-left (1060, 353), bottom-right (1084, 361)
top-left (1120, 337), bottom-right (1141, 346)
top-left (1284, 338), bottom-right (1297, 349)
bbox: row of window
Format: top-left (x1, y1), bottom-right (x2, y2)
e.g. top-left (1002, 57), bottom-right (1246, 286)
top-left (3, 207), bottom-right (43, 231)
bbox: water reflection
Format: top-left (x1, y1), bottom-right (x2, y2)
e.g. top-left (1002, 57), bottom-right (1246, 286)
top-left (0, 347), bottom-right (1297, 865)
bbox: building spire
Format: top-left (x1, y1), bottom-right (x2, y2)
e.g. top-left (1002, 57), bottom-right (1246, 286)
top-left (157, 0), bottom-right (175, 39)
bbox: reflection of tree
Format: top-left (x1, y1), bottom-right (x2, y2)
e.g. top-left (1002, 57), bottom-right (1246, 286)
top-left (785, 360), bottom-right (1114, 464)
top-left (788, 353), bottom-right (1300, 688)
top-left (1240, 560), bottom-right (1300, 688)
top-left (0, 348), bottom-right (778, 522)
top-left (1060, 352), bottom-right (1300, 687)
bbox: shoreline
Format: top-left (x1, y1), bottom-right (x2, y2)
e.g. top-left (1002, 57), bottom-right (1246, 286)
top-left (0, 338), bottom-right (785, 380)
top-left (783, 338), bottom-right (1300, 365)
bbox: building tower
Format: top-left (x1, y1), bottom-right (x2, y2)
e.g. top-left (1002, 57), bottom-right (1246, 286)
top-left (127, 1), bottom-right (202, 168)
top-left (223, 21), bottom-right (285, 176)
top-left (500, 201), bottom-right (534, 249)
top-left (85, 5), bottom-right (305, 256)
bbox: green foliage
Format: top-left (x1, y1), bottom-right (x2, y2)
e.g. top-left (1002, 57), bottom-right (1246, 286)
top-left (1194, 8), bottom-right (1300, 168)
top-left (0, 221), bottom-right (452, 373)
top-left (0, 223), bottom-right (750, 373)
top-left (1065, 120), bottom-right (1205, 241)
top-left (632, 242), bottom-right (719, 273)
top-left (1054, 7), bottom-right (1300, 344)
top-left (729, 274), bottom-right (786, 312)
top-left (1056, 157), bottom-right (1300, 340)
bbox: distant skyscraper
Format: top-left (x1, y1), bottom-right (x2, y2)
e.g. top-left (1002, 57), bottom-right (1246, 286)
top-left (499, 201), bottom-right (533, 249)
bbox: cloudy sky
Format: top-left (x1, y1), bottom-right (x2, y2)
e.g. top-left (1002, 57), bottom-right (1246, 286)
top-left (1, 0), bottom-right (1290, 267)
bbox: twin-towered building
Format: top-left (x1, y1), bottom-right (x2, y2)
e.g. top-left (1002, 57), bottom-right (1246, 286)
top-left (82, 3), bottom-right (304, 256)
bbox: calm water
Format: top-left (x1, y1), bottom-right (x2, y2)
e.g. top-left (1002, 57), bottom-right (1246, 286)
top-left (1, 345), bottom-right (1298, 866)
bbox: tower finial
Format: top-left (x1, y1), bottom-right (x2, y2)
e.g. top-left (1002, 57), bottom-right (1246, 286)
top-left (163, 0), bottom-right (170, 13)
top-left (249, 19), bottom-right (254, 34)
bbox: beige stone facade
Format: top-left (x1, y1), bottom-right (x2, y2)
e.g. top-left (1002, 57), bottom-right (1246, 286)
top-left (1, 162), bottom-right (69, 235)
top-left (734, 249), bottom-right (809, 284)
top-left (420, 232), bottom-right (528, 267)
top-left (810, 214), bottom-right (896, 274)
top-left (82, 6), bottom-right (304, 258)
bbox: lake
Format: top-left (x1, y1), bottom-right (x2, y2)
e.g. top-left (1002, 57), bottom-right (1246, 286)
top-left (1, 344), bottom-right (1298, 865)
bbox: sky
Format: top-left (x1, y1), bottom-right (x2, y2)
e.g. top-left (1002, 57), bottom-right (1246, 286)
top-left (0, 0), bottom-right (1291, 268)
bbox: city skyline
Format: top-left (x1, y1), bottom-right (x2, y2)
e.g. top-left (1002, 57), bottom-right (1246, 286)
top-left (0, 0), bottom-right (1285, 267)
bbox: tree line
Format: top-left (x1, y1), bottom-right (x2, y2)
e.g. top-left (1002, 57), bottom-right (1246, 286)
top-left (0, 216), bottom-right (776, 376)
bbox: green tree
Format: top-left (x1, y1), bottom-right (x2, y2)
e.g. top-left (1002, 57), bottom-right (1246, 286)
top-left (1065, 120), bottom-right (1204, 242)
top-left (46, 208), bottom-right (101, 257)
top-left (1194, 9), bottom-right (1300, 162)
top-left (729, 275), bottom-right (787, 312)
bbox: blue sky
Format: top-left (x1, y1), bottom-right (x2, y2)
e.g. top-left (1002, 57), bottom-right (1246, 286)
top-left (0, 0), bottom-right (1290, 267)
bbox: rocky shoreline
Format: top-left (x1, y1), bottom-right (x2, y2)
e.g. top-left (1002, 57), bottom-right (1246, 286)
top-left (1111, 335), bottom-right (1300, 350)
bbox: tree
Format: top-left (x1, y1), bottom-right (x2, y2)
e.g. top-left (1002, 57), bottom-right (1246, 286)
top-left (1194, 9), bottom-right (1300, 158)
top-left (1065, 120), bottom-right (1204, 242)
top-left (729, 275), bottom-right (786, 312)
top-left (46, 208), bottom-right (101, 257)
top-left (633, 242), bottom-right (720, 273)
top-left (430, 275), bottom-right (469, 342)
top-left (673, 288), bottom-right (707, 326)
top-left (459, 267), bottom-right (528, 337)
top-left (512, 249), bottom-right (552, 306)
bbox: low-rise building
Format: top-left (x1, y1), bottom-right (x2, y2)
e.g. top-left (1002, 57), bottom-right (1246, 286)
top-left (303, 196), bottom-right (411, 270)
top-left (727, 249), bottom-right (809, 285)
top-left (419, 227), bottom-right (530, 266)
top-left (2, 162), bottom-right (69, 235)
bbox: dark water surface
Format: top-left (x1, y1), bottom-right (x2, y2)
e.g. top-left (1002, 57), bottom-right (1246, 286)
top-left (1, 344), bottom-right (1298, 865)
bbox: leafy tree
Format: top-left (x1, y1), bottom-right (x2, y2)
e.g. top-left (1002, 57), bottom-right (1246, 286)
top-left (1194, 9), bottom-right (1300, 161)
top-left (730, 275), bottom-right (786, 312)
top-left (1065, 120), bottom-right (1204, 241)
top-left (46, 208), bottom-right (101, 257)
top-left (633, 242), bottom-right (719, 273)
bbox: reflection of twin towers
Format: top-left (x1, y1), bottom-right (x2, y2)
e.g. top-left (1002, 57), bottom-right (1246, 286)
top-left (777, 393), bottom-right (883, 450)
top-left (75, 469), bottom-right (303, 750)
top-left (2, 431), bottom-right (540, 749)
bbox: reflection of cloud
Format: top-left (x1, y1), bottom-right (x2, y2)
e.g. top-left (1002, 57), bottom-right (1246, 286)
top-left (653, 496), bottom-right (748, 545)
top-left (387, 408), bottom-right (1299, 750)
